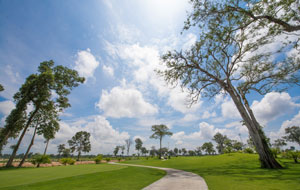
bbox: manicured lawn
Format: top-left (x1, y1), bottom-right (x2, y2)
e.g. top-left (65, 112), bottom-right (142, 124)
top-left (0, 164), bottom-right (166, 190)
top-left (124, 153), bottom-right (300, 190)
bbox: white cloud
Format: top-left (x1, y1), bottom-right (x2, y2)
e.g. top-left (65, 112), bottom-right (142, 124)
top-left (0, 100), bottom-right (14, 115)
top-left (96, 86), bottom-right (158, 118)
top-left (47, 115), bottom-right (129, 154)
top-left (74, 48), bottom-right (100, 80)
top-left (270, 111), bottom-right (300, 148)
top-left (221, 99), bottom-right (241, 119)
top-left (201, 111), bottom-right (217, 119)
top-left (252, 92), bottom-right (300, 125)
top-left (180, 113), bottom-right (200, 123)
top-left (102, 65), bottom-right (114, 77)
top-left (167, 87), bottom-right (202, 114)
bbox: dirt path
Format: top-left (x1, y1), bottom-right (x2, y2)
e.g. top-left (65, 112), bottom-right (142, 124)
top-left (109, 163), bottom-right (208, 190)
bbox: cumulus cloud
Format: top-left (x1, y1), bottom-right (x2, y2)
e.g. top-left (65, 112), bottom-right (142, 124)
top-left (102, 65), bottom-right (114, 77)
top-left (221, 99), bottom-right (241, 119)
top-left (270, 111), bottom-right (300, 144)
top-left (251, 92), bottom-right (300, 125)
top-left (96, 86), bottom-right (158, 118)
top-left (0, 100), bottom-right (14, 115)
top-left (74, 48), bottom-right (100, 80)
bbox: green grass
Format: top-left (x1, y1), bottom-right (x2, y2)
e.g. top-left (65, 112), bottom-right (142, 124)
top-left (0, 164), bottom-right (166, 190)
top-left (124, 153), bottom-right (300, 190)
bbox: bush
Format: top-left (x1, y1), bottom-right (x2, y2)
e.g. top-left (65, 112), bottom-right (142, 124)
top-left (94, 155), bottom-right (103, 164)
top-left (31, 154), bottom-right (51, 167)
top-left (118, 157), bottom-right (121, 162)
top-left (244, 148), bottom-right (254, 154)
top-left (271, 148), bottom-right (280, 158)
top-left (105, 157), bottom-right (111, 162)
top-left (59, 158), bottom-right (76, 165)
top-left (287, 151), bottom-right (300, 163)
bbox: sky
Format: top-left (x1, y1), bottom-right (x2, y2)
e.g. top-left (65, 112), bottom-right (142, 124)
top-left (0, 0), bottom-right (299, 155)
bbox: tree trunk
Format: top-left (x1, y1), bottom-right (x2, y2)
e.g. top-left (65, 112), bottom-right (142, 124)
top-left (6, 107), bottom-right (39, 167)
top-left (43, 139), bottom-right (50, 155)
top-left (18, 125), bottom-right (38, 167)
top-left (226, 86), bottom-right (282, 169)
top-left (159, 137), bottom-right (162, 159)
top-left (77, 151), bottom-right (81, 161)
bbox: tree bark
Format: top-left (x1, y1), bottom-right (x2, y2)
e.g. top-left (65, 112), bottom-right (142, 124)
top-left (43, 139), bottom-right (50, 155)
top-left (18, 124), bottom-right (38, 167)
top-left (226, 86), bottom-right (282, 169)
top-left (6, 107), bottom-right (39, 167)
top-left (159, 137), bottom-right (162, 159)
top-left (77, 151), bottom-right (81, 161)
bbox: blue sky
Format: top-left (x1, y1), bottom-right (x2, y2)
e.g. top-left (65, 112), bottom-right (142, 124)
top-left (0, 0), bottom-right (299, 155)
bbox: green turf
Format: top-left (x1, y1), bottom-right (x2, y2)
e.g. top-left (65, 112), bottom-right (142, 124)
top-left (0, 164), bottom-right (166, 190)
top-left (124, 153), bottom-right (300, 190)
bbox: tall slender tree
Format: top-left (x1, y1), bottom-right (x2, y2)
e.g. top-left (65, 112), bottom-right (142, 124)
top-left (3, 61), bottom-right (84, 167)
top-left (125, 138), bottom-right (132, 156)
top-left (68, 131), bottom-right (91, 161)
top-left (135, 138), bottom-right (143, 157)
top-left (150, 124), bottom-right (173, 159)
top-left (159, 0), bottom-right (300, 169)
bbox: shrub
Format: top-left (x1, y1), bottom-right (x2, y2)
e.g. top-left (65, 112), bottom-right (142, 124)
top-left (94, 155), bottom-right (103, 164)
top-left (105, 157), bottom-right (111, 162)
top-left (118, 157), bottom-right (121, 162)
top-left (287, 151), bottom-right (300, 163)
top-left (59, 158), bottom-right (76, 165)
top-left (244, 148), bottom-right (254, 154)
top-left (31, 154), bottom-right (51, 167)
top-left (271, 148), bottom-right (280, 158)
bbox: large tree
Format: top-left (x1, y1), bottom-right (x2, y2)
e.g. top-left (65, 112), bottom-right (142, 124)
top-left (201, 142), bottom-right (215, 155)
top-left (212, 132), bottom-right (229, 154)
top-left (283, 126), bottom-right (300, 146)
top-left (159, 0), bottom-right (300, 169)
top-left (68, 131), bottom-right (91, 161)
top-left (135, 138), bottom-right (143, 157)
top-left (150, 124), bottom-right (173, 159)
top-left (2, 61), bottom-right (84, 167)
top-left (18, 102), bottom-right (59, 167)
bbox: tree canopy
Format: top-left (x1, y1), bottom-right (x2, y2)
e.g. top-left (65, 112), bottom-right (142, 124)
top-left (284, 126), bottom-right (300, 146)
top-left (150, 124), bottom-right (172, 158)
top-left (2, 60), bottom-right (84, 167)
top-left (68, 131), bottom-right (91, 161)
top-left (158, 0), bottom-right (300, 169)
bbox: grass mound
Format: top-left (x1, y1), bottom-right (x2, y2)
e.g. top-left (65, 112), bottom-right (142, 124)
top-left (124, 153), bottom-right (300, 190)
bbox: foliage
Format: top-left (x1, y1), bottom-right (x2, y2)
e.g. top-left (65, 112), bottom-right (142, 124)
top-left (158, 0), bottom-right (300, 169)
top-left (57, 144), bottom-right (66, 157)
top-left (135, 138), bottom-right (143, 156)
top-left (105, 157), bottom-right (111, 162)
top-left (1, 60), bottom-right (84, 167)
top-left (30, 154), bottom-right (51, 167)
top-left (271, 148), bottom-right (280, 158)
top-left (150, 124), bottom-right (172, 158)
top-left (287, 151), bottom-right (300, 163)
top-left (68, 131), bottom-right (91, 161)
top-left (283, 126), bottom-right (300, 145)
top-left (94, 155), bottom-right (103, 164)
top-left (244, 148), bottom-right (254, 154)
top-left (0, 84), bottom-right (4, 91)
top-left (272, 138), bottom-right (287, 149)
top-left (59, 158), bottom-right (76, 165)
top-left (201, 142), bottom-right (215, 155)
top-left (141, 147), bottom-right (148, 156)
top-left (113, 146), bottom-right (119, 156)
top-left (212, 132), bottom-right (229, 154)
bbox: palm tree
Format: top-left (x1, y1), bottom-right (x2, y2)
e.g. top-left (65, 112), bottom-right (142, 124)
top-left (150, 124), bottom-right (172, 159)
